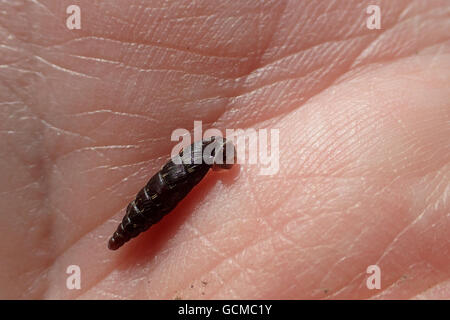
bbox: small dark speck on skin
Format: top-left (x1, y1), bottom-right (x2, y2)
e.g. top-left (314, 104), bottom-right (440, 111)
top-left (201, 281), bottom-right (207, 286)
top-left (175, 296), bottom-right (182, 300)
top-left (324, 289), bottom-right (329, 294)
top-left (202, 292), bottom-right (205, 295)
top-left (190, 284), bottom-right (194, 288)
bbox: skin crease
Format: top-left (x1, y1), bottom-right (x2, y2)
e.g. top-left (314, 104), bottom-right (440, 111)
top-left (0, 0), bottom-right (449, 300)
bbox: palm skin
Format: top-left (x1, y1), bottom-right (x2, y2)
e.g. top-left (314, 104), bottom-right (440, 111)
top-left (0, 0), bottom-right (449, 299)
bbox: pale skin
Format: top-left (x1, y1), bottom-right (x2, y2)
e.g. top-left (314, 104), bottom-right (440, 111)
top-left (0, 0), bottom-right (448, 299)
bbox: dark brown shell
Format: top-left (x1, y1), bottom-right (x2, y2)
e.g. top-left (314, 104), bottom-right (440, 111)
top-left (108, 136), bottom-right (234, 250)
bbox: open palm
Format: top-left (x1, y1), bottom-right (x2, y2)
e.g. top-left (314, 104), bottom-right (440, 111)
top-left (1, 0), bottom-right (449, 299)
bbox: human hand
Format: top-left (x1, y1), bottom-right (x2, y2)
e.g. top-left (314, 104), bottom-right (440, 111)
top-left (0, 0), bottom-right (448, 299)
